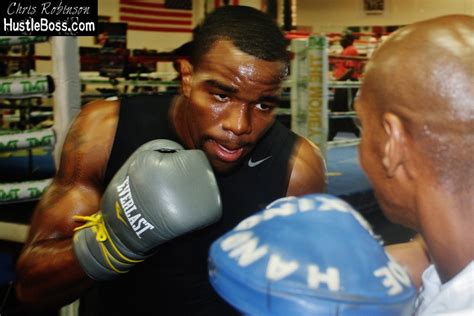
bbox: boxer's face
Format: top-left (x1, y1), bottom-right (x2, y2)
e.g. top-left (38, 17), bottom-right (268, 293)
top-left (180, 40), bottom-right (287, 174)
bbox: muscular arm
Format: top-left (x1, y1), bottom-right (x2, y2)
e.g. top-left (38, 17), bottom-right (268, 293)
top-left (15, 100), bottom-right (119, 308)
top-left (286, 137), bottom-right (326, 196)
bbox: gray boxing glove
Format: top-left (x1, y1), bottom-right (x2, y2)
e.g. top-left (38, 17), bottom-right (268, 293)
top-left (73, 139), bottom-right (222, 280)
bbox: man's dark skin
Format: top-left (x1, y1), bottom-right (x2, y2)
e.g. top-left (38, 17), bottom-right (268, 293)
top-left (15, 39), bottom-right (326, 308)
top-left (358, 15), bottom-right (473, 293)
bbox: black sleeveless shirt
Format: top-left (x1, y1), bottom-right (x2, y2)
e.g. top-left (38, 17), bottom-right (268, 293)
top-left (81, 95), bottom-right (298, 316)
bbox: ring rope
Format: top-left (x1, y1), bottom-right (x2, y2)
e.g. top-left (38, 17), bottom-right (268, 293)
top-left (0, 128), bottom-right (55, 152)
top-left (0, 75), bottom-right (55, 99)
top-left (0, 179), bottom-right (52, 204)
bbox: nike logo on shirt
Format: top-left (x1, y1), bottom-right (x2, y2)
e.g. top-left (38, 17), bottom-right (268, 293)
top-left (248, 156), bottom-right (272, 167)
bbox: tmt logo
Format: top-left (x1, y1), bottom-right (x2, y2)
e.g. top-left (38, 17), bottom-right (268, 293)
top-left (0, 81), bottom-right (13, 94)
top-left (20, 79), bottom-right (48, 94)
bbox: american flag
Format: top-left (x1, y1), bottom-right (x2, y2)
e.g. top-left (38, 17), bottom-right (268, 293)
top-left (119, 0), bottom-right (193, 33)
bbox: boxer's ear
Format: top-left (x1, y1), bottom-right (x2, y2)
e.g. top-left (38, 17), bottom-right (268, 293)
top-left (180, 59), bottom-right (193, 98)
top-left (382, 113), bottom-right (406, 178)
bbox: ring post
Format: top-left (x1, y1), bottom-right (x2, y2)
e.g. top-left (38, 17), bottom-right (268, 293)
top-left (51, 36), bottom-right (81, 169)
top-left (290, 35), bottom-right (329, 159)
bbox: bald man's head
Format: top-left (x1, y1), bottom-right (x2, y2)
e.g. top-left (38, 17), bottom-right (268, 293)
top-left (359, 15), bottom-right (474, 192)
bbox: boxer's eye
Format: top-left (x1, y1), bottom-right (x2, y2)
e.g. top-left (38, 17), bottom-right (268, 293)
top-left (256, 103), bottom-right (274, 111)
top-left (214, 94), bottom-right (229, 102)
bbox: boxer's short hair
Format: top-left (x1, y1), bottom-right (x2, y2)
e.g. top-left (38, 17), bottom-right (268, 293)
top-left (191, 5), bottom-right (289, 68)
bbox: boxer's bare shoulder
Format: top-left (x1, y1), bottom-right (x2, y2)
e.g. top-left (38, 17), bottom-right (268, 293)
top-left (287, 137), bottom-right (326, 196)
top-left (15, 98), bottom-right (120, 307)
top-left (59, 99), bottom-right (120, 183)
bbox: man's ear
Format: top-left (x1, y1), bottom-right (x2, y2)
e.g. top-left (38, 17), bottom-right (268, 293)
top-left (382, 112), bottom-right (406, 177)
top-left (179, 59), bottom-right (193, 98)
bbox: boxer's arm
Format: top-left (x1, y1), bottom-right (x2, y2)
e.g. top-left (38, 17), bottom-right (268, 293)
top-left (286, 137), bottom-right (326, 196)
top-left (385, 234), bottom-right (431, 289)
top-left (15, 100), bottom-right (119, 308)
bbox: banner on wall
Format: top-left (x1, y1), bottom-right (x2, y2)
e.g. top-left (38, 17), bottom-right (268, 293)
top-left (363, 0), bottom-right (385, 15)
top-left (119, 0), bottom-right (193, 33)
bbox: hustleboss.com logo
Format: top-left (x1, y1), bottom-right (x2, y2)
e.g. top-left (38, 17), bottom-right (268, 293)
top-left (1, 0), bottom-right (98, 36)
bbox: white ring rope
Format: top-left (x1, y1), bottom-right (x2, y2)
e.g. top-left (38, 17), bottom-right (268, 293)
top-left (328, 138), bottom-right (360, 149)
top-left (0, 127), bottom-right (55, 206)
top-left (0, 75), bottom-right (55, 99)
top-left (1, 111), bottom-right (53, 123)
top-left (0, 179), bottom-right (53, 204)
top-left (0, 128), bottom-right (55, 152)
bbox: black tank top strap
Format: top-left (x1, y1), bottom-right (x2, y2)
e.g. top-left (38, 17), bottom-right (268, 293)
top-left (103, 94), bottom-right (177, 186)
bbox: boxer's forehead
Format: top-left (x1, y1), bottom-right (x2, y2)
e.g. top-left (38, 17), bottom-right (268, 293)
top-left (196, 40), bottom-right (287, 84)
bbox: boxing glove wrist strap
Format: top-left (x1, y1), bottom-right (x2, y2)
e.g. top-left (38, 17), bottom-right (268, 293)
top-left (73, 213), bottom-right (144, 273)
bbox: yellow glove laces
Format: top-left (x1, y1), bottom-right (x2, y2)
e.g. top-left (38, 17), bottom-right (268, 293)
top-left (73, 213), bottom-right (144, 274)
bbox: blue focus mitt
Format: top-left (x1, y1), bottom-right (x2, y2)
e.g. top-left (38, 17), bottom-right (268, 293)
top-left (209, 194), bottom-right (416, 316)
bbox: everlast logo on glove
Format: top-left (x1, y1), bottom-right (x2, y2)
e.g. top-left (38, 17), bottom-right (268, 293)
top-left (116, 176), bottom-right (155, 238)
top-left (73, 139), bottom-right (222, 281)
